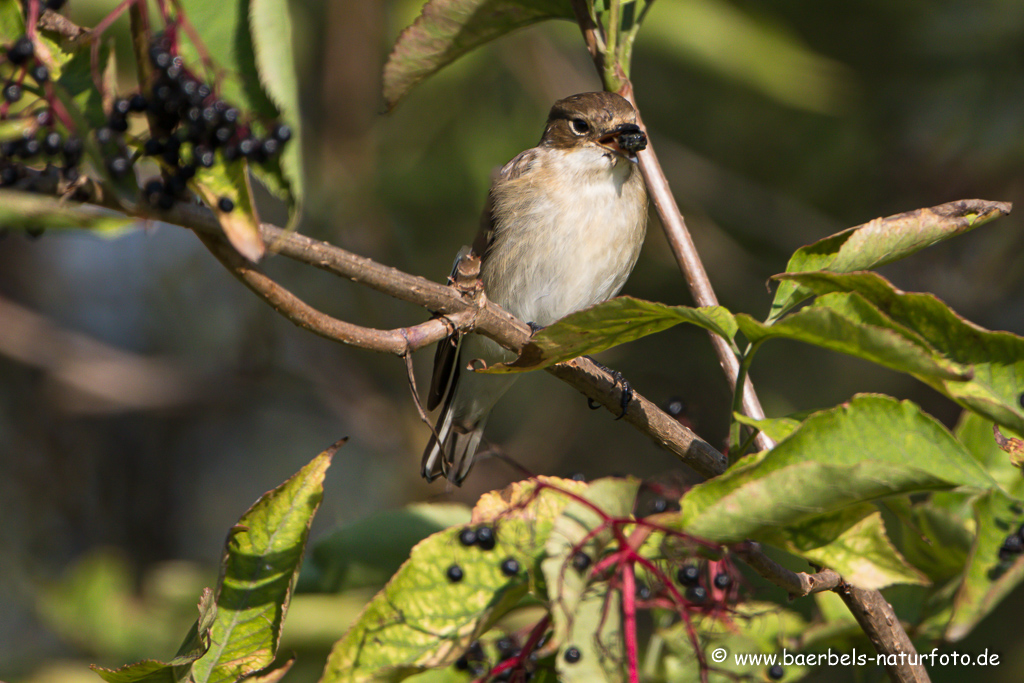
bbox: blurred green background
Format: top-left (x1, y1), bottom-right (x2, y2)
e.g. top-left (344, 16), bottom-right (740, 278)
top-left (2, 0), bottom-right (1023, 681)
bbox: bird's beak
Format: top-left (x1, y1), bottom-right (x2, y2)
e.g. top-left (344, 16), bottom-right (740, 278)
top-left (598, 123), bottom-right (647, 162)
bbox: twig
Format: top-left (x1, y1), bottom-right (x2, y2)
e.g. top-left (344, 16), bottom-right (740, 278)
top-left (194, 229), bottom-right (465, 355)
top-left (140, 201), bottom-right (727, 478)
top-left (732, 541), bottom-right (841, 598)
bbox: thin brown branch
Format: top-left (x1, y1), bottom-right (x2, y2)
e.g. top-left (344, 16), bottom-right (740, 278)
top-left (616, 81), bottom-right (772, 454)
top-left (142, 202), bottom-right (726, 478)
top-left (733, 541), bottom-right (841, 598)
top-left (194, 229), bottom-right (463, 355)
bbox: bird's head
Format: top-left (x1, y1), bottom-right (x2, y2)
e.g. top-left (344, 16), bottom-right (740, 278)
top-left (541, 92), bottom-right (647, 162)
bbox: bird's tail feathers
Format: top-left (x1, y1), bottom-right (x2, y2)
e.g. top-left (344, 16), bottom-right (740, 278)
top-left (421, 390), bottom-right (488, 485)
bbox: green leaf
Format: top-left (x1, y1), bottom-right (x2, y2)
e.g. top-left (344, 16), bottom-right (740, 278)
top-left (737, 299), bottom-right (971, 384)
top-left (731, 413), bottom-right (802, 444)
top-left (193, 160), bottom-right (265, 262)
top-left (249, 0), bottom-right (304, 220)
top-left (677, 395), bottom-right (996, 543)
top-left (543, 479), bottom-right (640, 683)
top-left (177, 0), bottom-right (295, 216)
top-left (778, 271), bottom-right (1024, 435)
top-left (659, 602), bottom-right (809, 681)
top-left (305, 503), bottom-right (471, 592)
top-left (769, 199), bottom-right (1011, 321)
top-left (0, 190), bottom-right (136, 235)
top-left (383, 0), bottom-right (574, 109)
top-left (956, 411), bottom-right (1024, 499)
top-left (190, 444), bottom-right (335, 683)
top-left (320, 477), bottom-right (584, 682)
top-left (886, 497), bottom-right (973, 585)
top-left (766, 506), bottom-right (927, 589)
top-left (90, 589), bottom-right (216, 682)
top-left (482, 296), bottom-right (737, 374)
top-left (946, 490), bottom-right (1024, 641)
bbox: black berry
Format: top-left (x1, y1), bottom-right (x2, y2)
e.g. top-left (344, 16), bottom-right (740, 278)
top-left (446, 564), bottom-right (464, 583)
top-left (178, 163), bottom-right (197, 180)
top-left (62, 137), bottom-right (83, 166)
top-left (458, 528), bottom-right (477, 547)
top-left (62, 166), bottom-right (79, 182)
top-left (496, 636), bottom-right (519, 659)
top-left (664, 396), bottom-right (687, 417)
top-left (713, 572), bottom-right (731, 590)
top-left (636, 582), bottom-right (652, 600)
top-left (149, 45), bottom-right (172, 70)
top-left (686, 585), bottom-right (708, 603)
top-left (571, 552), bottom-right (591, 573)
top-left (217, 196), bottom-right (234, 213)
top-left (271, 123), bottom-right (292, 143)
top-left (7, 37), bottom-right (34, 65)
top-left (3, 83), bottom-right (23, 103)
top-left (42, 132), bottom-right (62, 156)
top-left (237, 136), bottom-right (258, 157)
top-left (454, 656), bottom-right (469, 671)
top-left (195, 145), bottom-right (215, 168)
top-left (95, 127), bottom-right (115, 146)
top-left (19, 138), bottom-right (40, 158)
top-left (475, 526), bottom-right (495, 550)
top-left (500, 558), bottom-right (520, 577)
top-left (30, 64), bottom-right (49, 84)
top-left (563, 646), bottom-right (582, 664)
top-left (143, 138), bottom-right (164, 156)
top-left (108, 115), bottom-right (129, 133)
top-left (112, 98), bottom-right (132, 116)
top-left (999, 534), bottom-right (1024, 561)
top-left (107, 156), bottom-right (130, 179)
top-left (677, 564), bottom-right (701, 586)
top-left (260, 137), bottom-right (280, 157)
top-left (768, 664), bottom-right (785, 680)
top-left (144, 179), bottom-right (164, 198)
top-left (128, 93), bottom-right (147, 112)
top-left (0, 165), bottom-right (18, 185)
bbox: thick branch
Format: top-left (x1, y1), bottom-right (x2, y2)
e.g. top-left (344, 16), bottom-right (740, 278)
top-left (836, 582), bottom-right (931, 683)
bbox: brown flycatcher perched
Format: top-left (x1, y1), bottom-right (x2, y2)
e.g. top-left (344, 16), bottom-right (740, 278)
top-left (422, 92), bottom-right (649, 484)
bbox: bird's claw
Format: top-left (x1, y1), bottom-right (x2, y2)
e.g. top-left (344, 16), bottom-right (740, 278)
top-left (584, 357), bottom-right (633, 419)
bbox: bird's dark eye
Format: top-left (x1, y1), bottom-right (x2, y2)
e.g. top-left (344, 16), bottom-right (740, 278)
top-left (569, 118), bottom-right (590, 135)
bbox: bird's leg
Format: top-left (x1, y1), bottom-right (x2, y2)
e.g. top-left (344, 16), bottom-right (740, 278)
top-left (585, 357), bottom-right (633, 420)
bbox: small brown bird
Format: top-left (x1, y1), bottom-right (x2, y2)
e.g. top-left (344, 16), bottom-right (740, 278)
top-left (422, 92), bottom-right (649, 484)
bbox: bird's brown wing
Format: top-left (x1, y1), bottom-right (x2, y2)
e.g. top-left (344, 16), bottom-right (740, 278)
top-left (426, 148), bottom-right (539, 411)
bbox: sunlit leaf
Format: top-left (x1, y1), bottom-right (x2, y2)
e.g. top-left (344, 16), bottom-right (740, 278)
top-left (769, 199), bottom-right (1011, 321)
top-left (778, 271), bottom-right (1024, 435)
top-left (193, 159), bottom-right (265, 262)
top-left (482, 296), bottom-right (737, 373)
top-left (0, 190), bottom-right (136, 235)
top-left (676, 395), bottom-right (997, 543)
top-left (189, 444), bottom-right (334, 683)
top-left (543, 479), bottom-right (639, 683)
top-left (320, 477), bottom-right (583, 682)
top-left (384, 0), bottom-right (574, 109)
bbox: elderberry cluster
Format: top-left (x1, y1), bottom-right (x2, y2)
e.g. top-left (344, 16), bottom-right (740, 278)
top-left (138, 35), bottom-right (291, 209)
top-left (998, 522), bottom-right (1024, 562)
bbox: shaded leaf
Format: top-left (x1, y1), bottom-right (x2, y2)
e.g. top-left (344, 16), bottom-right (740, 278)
top-left (190, 444), bottom-right (335, 683)
top-left (677, 395), bottom-right (996, 543)
top-left (0, 190), bottom-right (136, 235)
top-left (769, 199), bottom-right (1011, 321)
top-left (956, 411), bottom-right (1024, 499)
top-left (384, 0), bottom-right (574, 109)
top-left (543, 479), bottom-right (639, 683)
top-left (765, 506), bottom-right (927, 590)
top-left (249, 0), bottom-right (304, 219)
top-left (193, 160), bottom-right (265, 262)
top-left (887, 497), bottom-right (973, 585)
top-left (778, 271), bottom-right (1024, 435)
top-left (946, 490), bottom-right (1024, 641)
top-left (483, 296), bottom-right (737, 374)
